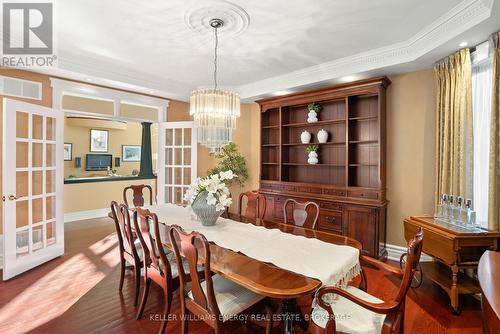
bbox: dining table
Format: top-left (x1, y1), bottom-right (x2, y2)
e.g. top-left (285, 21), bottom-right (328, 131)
top-left (141, 203), bottom-right (362, 334)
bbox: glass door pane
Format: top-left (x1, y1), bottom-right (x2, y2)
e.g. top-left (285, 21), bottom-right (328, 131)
top-left (160, 123), bottom-right (196, 204)
top-left (14, 113), bottom-right (58, 257)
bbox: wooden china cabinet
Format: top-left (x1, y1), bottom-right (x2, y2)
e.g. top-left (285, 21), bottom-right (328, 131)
top-left (257, 77), bottom-right (390, 259)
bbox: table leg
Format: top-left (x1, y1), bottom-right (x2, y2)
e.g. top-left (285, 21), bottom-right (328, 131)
top-left (282, 299), bottom-right (295, 334)
top-left (451, 265), bottom-right (460, 315)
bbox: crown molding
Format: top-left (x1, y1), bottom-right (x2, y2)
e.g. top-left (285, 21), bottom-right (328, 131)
top-left (236, 0), bottom-right (494, 100)
top-left (39, 0), bottom-right (494, 102)
top-left (38, 51), bottom-right (193, 102)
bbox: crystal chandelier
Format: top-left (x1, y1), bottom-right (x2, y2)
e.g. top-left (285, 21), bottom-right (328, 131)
top-left (190, 18), bottom-right (240, 154)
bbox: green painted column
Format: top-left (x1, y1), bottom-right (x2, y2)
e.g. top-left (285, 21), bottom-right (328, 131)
top-left (139, 122), bottom-right (154, 178)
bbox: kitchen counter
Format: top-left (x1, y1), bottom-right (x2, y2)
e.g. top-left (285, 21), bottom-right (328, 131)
top-left (64, 175), bottom-right (156, 184)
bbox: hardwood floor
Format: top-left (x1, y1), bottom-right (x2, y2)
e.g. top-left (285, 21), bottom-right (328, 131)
top-left (0, 217), bottom-right (484, 334)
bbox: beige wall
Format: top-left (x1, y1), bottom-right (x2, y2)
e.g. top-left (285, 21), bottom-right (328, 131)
top-left (64, 119), bottom-right (142, 178)
top-left (386, 69), bottom-right (436, 245)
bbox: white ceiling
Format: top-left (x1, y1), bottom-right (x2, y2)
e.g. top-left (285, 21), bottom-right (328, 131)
top-left (36, 0), bottom-right (500, 101)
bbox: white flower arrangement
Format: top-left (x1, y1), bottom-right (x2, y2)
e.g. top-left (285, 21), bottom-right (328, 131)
top-left (184, 170), bottom-right (237, 212)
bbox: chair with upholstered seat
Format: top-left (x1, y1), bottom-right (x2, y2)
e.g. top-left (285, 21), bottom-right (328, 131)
top-left (123, 184), bottom-right (153, 207)
top-left (283, 198), bottom-right (320, 229)
top-left (110, 201), bottom-right (142, 306)
top-left (133, 208), bottom-right (182, 334)
top-left (169, 225), bottom-right (273, 334)
top-left (308, 228), bottom-right (424, 334)
top-left (238, 191), bottom-right (266, 219)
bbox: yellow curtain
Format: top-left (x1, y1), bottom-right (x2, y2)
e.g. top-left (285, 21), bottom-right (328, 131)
top-left (435, 49), bottom-right (473, 203)
top-left (489, 32), bottom-right (500, 230)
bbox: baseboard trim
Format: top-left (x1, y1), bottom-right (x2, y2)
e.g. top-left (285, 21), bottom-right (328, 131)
top-left (0, 235), bottom-right (3, 270)
top-left (64, 208), bottom-right (109, 223)
top-left (386, 243), bottom-right (432, 262)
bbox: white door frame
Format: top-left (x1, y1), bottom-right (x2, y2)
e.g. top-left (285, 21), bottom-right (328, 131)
top-left (2, 98), bottom-right (64, 280)
top-left (157, 121), bottom-right (197, 204)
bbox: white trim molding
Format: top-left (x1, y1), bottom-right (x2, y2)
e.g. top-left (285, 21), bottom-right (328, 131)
top-left (0, 235), bottom-right (3, 269)
top-left (386, 243), bottom-right (433, 263)
top-left (64, 208), bottom-right (110, 223)
top-left (50, 78), bottom-right (169, 123)
top-left (237, 0), bottom-right (494, 99)
top-left (35, 0), bottom-right (493, 101)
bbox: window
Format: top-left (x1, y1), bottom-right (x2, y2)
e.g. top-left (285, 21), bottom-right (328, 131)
top-left (471, 41), bottom-right (493, 228)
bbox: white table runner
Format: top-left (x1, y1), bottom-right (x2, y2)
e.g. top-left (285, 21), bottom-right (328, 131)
top-left (146, 204), bottom-right (360, 288)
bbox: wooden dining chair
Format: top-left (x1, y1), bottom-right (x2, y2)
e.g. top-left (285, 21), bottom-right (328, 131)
top-left (169, 225), bottom-right (273, 334)
top-left (110, 201), bottom-right (142, 306)
top-left (123, 184), bottom-right (153, 207)
top-left (283, 199), bottom-right (320, 229)
top-left (308, 228), bottom-right (424, 334)
top-left (238, 191), bottom-right (266, 219)
top-left (133, 207), bottom-right (181, 334)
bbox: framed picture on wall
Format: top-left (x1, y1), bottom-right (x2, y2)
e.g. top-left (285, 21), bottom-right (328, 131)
top-left (64, 143), bottom-right (72, 161)
top-left (90, 129), bottom-right (108, 152)
top-left (122, 145), bottom-right (141, 162)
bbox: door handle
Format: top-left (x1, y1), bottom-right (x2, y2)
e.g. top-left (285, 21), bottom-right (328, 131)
top-left (8, 194), bottom-right (18, 201)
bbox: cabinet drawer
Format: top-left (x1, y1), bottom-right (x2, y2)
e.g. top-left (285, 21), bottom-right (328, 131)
top-left (298, 186), bottom-right (322, 194)
top-left (348, 190), bottom-right (379, 200)
top-left (281, 185), bottom-right (297, 192)
top-left (318, 211), bottom-right (343, 232)
top-left (324, 189), bottom-right (347, 197)
top-left (319, 201), bottom-right (342, 212)
top-left (260, 182), bottom-right (273, 191)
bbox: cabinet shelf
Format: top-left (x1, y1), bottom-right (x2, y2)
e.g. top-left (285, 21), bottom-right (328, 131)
top-left (282, 142), bottom-right (345, 146)
top-left (282, 119), bottom-right (345, 128)
top-left (262, 162), bottom-right (279, 165)
top-left (282, 163), bottom-right (345, 167)
top-left (349, 140), bottom-right (378, 145)
top-left (349, 164), bottom-right (378, 167)
top-left (262, 144), bottom-right (279, 147)
top-left (349, 116), bottom-right (378, 121)
top-left (262, 125), bottom-right (280, 129)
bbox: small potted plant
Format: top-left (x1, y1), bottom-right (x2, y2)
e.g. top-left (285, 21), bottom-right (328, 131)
top-left (306, 145), bottom-right (319, 164)
top-left (307, 103), bottom-right (321, 123)
top-left (184, 170), bottom-right (237, 226)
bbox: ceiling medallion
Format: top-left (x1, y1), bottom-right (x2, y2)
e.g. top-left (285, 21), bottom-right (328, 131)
top-left (184, 0), bottom-right (250, 37)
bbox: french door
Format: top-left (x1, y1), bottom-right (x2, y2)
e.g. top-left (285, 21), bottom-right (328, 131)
top-left (2, 99), bottom-right (64, 280)
top-left (157, 122), bottom-right (197, 205)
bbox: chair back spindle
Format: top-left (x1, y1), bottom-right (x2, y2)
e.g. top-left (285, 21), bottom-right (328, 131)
top-left (110, 201), bottom-right (142, 306)
top-left (169, 225), bottom-right (221, 319)
top-left (395, 227), bottom-right (424, 303)
top-left (124, 184), bottom-right (153, 207)
top-left (238, 191), bottom-right (266, 219)
top-left (134, 208), bottom-right (172, 278)
top-left (111, 201), bottom-right (138, 257)
top-left (133, 208), bottom-right (179, 334)
top-left (283, 199), bottom-right (320, 229)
